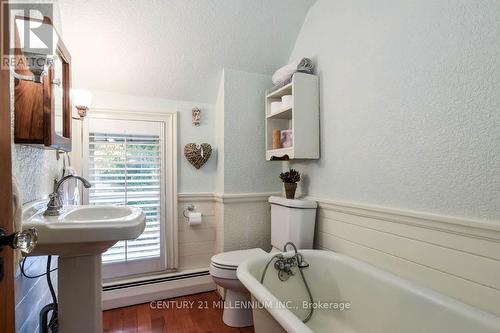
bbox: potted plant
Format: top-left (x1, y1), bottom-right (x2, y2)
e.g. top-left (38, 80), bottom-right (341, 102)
top-left (279, 168), bottom-right (301, 199)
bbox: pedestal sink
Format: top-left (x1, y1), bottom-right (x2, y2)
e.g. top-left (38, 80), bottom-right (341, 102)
top-left (22, 200), bottom-right (146, 333)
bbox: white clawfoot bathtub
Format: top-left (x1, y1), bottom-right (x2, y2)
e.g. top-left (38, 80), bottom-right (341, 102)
top-left (237, 250), bottom-right (500, 333)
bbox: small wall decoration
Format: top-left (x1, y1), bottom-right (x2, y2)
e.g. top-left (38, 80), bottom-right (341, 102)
top-left (192, 107), bottom-right (201, 126)
top-left (280, 129), bottom-right (293, 148)
top-left (184, 143), bottom-right (212, 169)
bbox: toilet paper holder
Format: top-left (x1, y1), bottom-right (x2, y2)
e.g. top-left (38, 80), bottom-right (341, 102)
top-left (183, 204), bottom-right (198, 218)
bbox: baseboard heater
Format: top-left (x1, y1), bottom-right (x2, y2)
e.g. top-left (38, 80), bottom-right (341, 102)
top-left (103, 270), bottom-right (210, 291)
top-left (102, 270), bottom-right (215, 310)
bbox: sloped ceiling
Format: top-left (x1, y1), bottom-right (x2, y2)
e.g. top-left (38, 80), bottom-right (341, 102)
top-left (58, 0), bottom-right (316, 103)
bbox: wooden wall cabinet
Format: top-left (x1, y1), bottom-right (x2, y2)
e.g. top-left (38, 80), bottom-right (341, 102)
top-left (13, 16), bottom-right (72, 152)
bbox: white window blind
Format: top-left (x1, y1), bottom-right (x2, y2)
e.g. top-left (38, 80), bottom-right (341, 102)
top-left (88, 132), bottom-right (162, 263)
top-left (84, 114), bottom-right (177, 280)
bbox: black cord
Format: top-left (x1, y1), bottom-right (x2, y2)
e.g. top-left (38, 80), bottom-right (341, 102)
top-left (46, 256), bottom-right (57, 307)
top-left (38, 256), bottom-right (59, 333)
top-left (19, 257), bottom-right (58, 279)
top-left (19, 257), bottom-right (59, 332)
top-left (46, 255), bottom-right (58, 332)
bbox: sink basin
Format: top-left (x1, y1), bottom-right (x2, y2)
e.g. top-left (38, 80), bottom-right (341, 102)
top-left (22, 200), bottom-right (146, 333)
top-left (23, 202), bottom-right (145, 256)
top-left (64, 206), bottom-right (134, 221)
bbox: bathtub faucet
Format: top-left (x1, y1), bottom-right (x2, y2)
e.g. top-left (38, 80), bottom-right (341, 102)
top-left (261, 242), bottom-right (314, 323)
top-left (283, 242), bottom-right (309, 268)
top-left (274, 242), bottom-right (310, 281)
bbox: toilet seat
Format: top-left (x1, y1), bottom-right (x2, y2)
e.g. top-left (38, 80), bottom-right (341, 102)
top-left (210, 248), bottom-right (266, 280)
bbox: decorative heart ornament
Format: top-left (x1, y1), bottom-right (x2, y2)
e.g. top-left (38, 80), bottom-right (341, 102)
top-left (184, 143), bottom-right (212, 169)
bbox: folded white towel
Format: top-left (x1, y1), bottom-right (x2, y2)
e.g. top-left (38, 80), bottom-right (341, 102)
top-left (272, 58), bottom-right (314, 85)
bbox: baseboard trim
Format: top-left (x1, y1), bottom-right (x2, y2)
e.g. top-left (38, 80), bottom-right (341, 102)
top-left (102, 271), bottom-right (215, 310)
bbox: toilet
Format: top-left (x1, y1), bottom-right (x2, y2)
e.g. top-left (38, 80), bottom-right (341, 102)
top-left (209, 196), bottom-right (317, 327)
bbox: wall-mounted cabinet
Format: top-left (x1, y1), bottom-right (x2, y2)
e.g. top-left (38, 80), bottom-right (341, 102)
top-left (13, 16), bottom-right (72, 152)
top-left (265, 73), bottom-right (319, 160)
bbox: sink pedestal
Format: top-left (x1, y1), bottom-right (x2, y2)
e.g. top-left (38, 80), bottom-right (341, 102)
top-left (58, 255), bottom-right (102, 333)
top-left (22, 202), bottom-right (146, 333)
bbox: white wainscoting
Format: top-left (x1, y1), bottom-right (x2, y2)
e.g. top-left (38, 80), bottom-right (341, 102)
top-left (178, 192), bottom-right (278, 269)
top-left (308, 196), bottom-right (500, 317)
top-left (178, 193), bottom-right (218, 270)
top-left (215, 192), bottom-right (279, 252)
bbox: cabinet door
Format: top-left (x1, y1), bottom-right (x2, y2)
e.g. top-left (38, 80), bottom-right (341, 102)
top-left (44, 43), bottom-right (72, 151)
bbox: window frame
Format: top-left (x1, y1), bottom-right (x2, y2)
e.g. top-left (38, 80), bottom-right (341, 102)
top-left (82, 109), bottom-right (178, 281)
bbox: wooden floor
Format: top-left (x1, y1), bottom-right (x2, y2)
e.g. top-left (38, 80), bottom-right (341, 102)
top-left (103, 292), bottom-right (255, 333)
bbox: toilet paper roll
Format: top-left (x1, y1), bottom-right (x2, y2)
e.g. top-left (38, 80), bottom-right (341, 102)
top-left (188, 212), bottom-right (202, 226)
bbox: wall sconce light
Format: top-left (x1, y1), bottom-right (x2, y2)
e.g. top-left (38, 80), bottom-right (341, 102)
top-left (71, 89), bottom-right (92, 118)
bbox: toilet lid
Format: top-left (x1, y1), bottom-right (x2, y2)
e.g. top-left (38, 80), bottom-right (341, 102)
top-left (268, 196), bottom-right (317, 209)
top-left (211, 248), bottom-right (266, 268)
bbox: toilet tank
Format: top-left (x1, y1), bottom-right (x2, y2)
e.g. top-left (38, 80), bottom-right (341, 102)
top-left (269, 196), bottom-right (317, 250)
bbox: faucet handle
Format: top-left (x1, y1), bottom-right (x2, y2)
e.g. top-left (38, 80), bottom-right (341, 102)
top-left (44, 193), bottom-right (62, 216)
top-left (274, 260), bottom-right (285, 271)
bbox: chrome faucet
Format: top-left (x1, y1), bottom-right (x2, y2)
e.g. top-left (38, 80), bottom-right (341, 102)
top-left (273, 242), bottom-right (310, 281)
top-left (260, 241), bottom-right (314, 323)
top-left (43, 175), bottom-right (92, 216)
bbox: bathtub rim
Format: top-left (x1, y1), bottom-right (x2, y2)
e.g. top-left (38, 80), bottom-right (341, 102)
top-left (237, 250), bottom-right (314, 333)
top-left (236, 249), bottom-right (500, 332)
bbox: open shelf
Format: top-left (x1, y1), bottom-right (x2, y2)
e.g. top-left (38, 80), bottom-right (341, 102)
top-left (266, 106), bottom-right (292, 119)
top-left (266, 82), bottom-right (293, 99)
top-left (265, 73), bottom-right (319, 161)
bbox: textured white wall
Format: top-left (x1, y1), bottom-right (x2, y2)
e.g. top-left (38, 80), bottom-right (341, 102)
top-left (87, 91), bottom-right (217, 193)
top-left (223, 69), bottom-right (282, 193)
top-left (211, 70), bottom-right (280, 254)
top-left (288, 0), bottom-right (500, 221)
top-left (11, 146), bottom-right (61, 204)
top-left (222, 200), bottom-right (272, 252)
top-left (215, 72), bottom-right (225, 193)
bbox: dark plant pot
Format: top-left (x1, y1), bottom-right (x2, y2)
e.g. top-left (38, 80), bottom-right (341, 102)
top-left (284, 182), bottom-right (297, 199)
